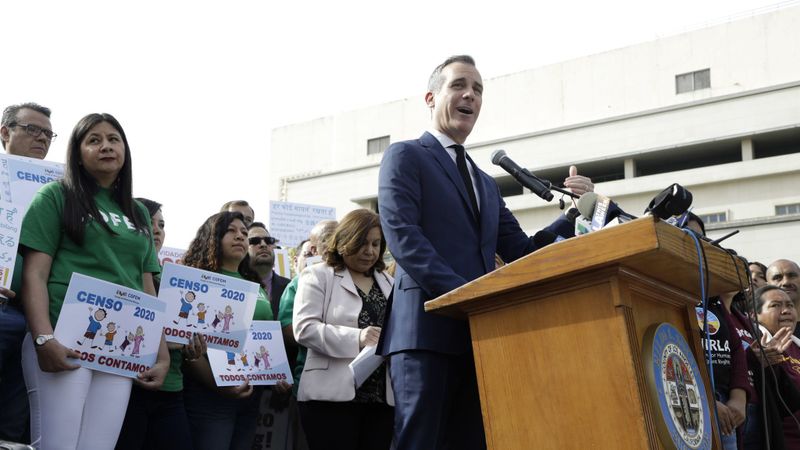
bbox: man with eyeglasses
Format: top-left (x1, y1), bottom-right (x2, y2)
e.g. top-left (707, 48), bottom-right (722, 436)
top-left (1, 102), bottom-right (56, 159)
top-left (247, 222), bottom-right (290, 319)
top-left (0, 102), bottom-right (55, 444)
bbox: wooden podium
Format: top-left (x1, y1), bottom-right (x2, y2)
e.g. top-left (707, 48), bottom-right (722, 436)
top-left (425, 217), bottom-right (746, 449)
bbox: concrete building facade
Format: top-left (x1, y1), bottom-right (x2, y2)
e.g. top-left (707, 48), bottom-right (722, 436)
top-left (270, 6), bottom-right (800, 265)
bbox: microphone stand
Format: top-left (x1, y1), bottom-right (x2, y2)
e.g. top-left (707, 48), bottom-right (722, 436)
top-left (521, 169), bottom-right (579, 200)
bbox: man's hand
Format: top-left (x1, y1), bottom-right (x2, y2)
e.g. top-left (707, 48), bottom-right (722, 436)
top-left (35, 338), bottom-right (81, 372)
top-left (563, 166), bottom-right (594, 196)
top-left (0, 287), bottom-right (16, 299)
top-left (752, 326), bottom-right (793, 366)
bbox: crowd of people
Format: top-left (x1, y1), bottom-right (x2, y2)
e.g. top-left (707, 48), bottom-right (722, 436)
top-left (0, 54), bottom-right (798, 450)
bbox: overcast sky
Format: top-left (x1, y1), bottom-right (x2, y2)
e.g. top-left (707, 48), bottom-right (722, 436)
top-left (1, 0), bottom-right (792, 248)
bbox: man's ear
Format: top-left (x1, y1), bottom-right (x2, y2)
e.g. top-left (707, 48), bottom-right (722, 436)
top-left (425, 91), bottom-right (435, 109)
top-left (0, 125), bottom-right (9, 144)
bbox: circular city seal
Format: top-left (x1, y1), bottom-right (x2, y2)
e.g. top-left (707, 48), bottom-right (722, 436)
top-left (642, 323), bottom-right (712, 450)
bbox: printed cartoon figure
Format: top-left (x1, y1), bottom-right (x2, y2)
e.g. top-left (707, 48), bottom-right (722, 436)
top-left (173, 291), bottom-right (196, 327)
top-left (226, 351), bottom-right (237, 371)
top-left (196, 303), bottom-right (207, 329)
top-left (77, 308), bottom-right (107, 348)
top-left (240, 352), bottom-right (250, 371)
top-left (221, 305), bottom-right (234, 333)
top-left (120, 331), bottom-right (132, 353)
top-left (102, 322), bottom-right (118, 352)
top-left (260, 346), bottom-right (271, 370)
top-left (211, 311), bottom-right (223, 330)
top-left (131, 326), bottom-right (145, 358)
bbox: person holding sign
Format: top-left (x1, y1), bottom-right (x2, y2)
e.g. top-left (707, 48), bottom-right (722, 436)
top-left (293, 209), bottom-right (394, 450)
top-left (180, 211), bottom-right (274, 450)
top-left (18, 113), bottom-right (169, 449)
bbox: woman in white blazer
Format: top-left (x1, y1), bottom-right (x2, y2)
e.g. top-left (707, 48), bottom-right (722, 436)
top-left (293, 209), bottom-right (394, 450)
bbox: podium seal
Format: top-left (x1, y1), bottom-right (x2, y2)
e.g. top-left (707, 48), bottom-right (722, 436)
top-left (642, 323), bottom-right (711, 450)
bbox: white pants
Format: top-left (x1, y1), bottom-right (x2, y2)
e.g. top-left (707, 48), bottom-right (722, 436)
top-left (22, 333), bottom-right (133, 450)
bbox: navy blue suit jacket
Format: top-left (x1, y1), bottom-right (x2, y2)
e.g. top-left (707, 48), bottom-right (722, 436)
top-left (378, 132), bottom-right (566, 355)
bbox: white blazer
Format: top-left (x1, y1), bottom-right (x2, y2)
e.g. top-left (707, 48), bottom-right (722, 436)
top-left (293, 263), bottom-right (395, 404)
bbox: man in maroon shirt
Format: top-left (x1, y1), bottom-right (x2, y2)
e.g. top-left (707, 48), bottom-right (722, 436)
top-left (755, 284), bottom-right (800, 447)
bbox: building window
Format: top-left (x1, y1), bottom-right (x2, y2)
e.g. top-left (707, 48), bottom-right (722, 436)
top-left (776, 203), bottom-right (800, 216)
top-left (367, 136), bottom-right (390, 155)
top-left (675, 69), bottom-right (711, 94)
top-left (697, 211), bottom-right (727, 225)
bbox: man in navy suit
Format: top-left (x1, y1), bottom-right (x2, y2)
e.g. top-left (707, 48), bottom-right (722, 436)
top-left (378, 55), bottom-right (593, 449)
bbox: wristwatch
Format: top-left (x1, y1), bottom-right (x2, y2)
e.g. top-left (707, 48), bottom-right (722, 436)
top-left (34, 334), bottom-right (55, 347)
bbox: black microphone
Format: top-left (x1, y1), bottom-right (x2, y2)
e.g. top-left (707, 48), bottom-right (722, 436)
top-left (491, 150), bottom-right (554, 202)
top-left (645, 184), bottom-right (693, 219)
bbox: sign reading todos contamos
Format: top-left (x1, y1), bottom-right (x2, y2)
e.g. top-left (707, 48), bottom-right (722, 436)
top-left (208, 321), bottom-right (294, 386)
top-left (159, 262), bottom-right (258, 353)
top-left (53, 273), bottom-right (166, 378)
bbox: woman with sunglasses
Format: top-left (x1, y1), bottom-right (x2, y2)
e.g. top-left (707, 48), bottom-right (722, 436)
top-left (19, 113), bottom-right (169, 449)
top-left (180, 211), bottom-right (273, 450)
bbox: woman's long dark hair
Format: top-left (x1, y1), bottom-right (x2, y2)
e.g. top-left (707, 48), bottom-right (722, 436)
top-left (61, 113), bottom-right (147, 245)
top-left (182, 211), bottom-right (259, 282)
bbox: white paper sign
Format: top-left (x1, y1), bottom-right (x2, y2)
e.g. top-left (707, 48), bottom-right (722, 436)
top-left (159, 263), bottom-right (258, 352)
top-left (0, 154), bottom-right (65, 290)
top-left (158, 246), bottom-right (186, 267)
top-left (208, 321), bottom-right (294, 386)
top-left (273, 248), bottom-right (291, 279)
top-left (269, 201), bottom-right (335, 249)
top-left (53, 273), bottom-right (166, 378)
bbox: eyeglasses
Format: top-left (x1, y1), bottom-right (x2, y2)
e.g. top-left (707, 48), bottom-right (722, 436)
top-left (248, 236), bottom-right (278, 246)
top-left (9, 123), bottom-right (57, 141)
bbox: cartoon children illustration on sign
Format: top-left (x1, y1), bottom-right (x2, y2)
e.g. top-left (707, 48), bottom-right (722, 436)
top-left (173, 290), bottom-right (196, 327)
top-left (240, 352), bottom-right (250, 372)
top-left (226, 351), bottom-right (237, 371)
top-left (221, 305), bottom-right (234, 333)
top-left (131, 326), bottom-right (145, 358)
top-left (77, 307), bottom-right (107, 348)
top-left (260, 346), bottom-right (271, 370)
top-left (211, 310), bottom-right (223, 330)
top-left (102, 322), bottom-right (118, 352)
top-left (196, 303), bottom-right (207, 329)
top-left (120, 331), bottom-right (132, 353)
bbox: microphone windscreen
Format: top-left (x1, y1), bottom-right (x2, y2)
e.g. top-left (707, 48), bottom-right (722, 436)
top-left (647, 184), bottom-right (693, 219)
top-left (576, 192), bottom-right (599, 218)
top-left (490, 149), bottom-right (507, 165)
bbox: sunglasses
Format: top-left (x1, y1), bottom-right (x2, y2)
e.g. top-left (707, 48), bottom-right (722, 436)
top-left (248, 236), bottom-right (278, 246)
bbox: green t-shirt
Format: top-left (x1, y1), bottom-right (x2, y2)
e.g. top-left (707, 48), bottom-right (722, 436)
top-left (19, 182), bottom-right (161, 326)
top-left (219, 269), bottom-right (273, 321)
top-left (278, 275), bottom-right (305, 393)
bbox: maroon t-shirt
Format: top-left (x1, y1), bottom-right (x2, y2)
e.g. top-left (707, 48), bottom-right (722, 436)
top-left (728, 308), bottom-right (759, 403)
top-left (696, 300), bottom-right (750, 398)
top-left (780, 343), bottom-right (800, 447)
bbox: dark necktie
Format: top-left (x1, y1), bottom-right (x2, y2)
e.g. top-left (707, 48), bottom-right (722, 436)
top-left (452, 144), bottom-right (480, 221)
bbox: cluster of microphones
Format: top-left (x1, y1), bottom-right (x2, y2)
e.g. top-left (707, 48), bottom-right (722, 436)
top-left (490, 150), bottom-right (739, 250)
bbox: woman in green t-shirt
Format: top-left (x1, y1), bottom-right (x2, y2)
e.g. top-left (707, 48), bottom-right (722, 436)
top-left (117, 198), bottom-right (202, 450)
top-left (180, 211), bottom-right (272, 450)
top-left (19, 113), bottom-right (170, 449)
